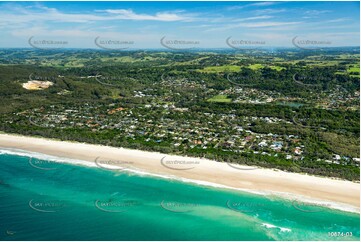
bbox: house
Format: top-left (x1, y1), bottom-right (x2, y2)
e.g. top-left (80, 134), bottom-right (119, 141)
top-left (258, 140), bottom-right (268, 147)
top-left (245, 136), bottom-right (253, 141)
top-left (271, 141), bottom-right (283, 150)
top-left (294, 147), bottom-right (302, 155)
top-left (193, 140), bottom-right (202, 145)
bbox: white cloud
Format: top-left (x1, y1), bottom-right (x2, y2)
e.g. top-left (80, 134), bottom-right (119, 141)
top-left (324, 18), bottom-right (350, 23)
top-left (0, 2), bottom-right (358, 48)
top-left (0, 5), bottom-right (197, 27)
top-left (98, 9), bottom-right (195, 22)
top-left (304, 10), bottom-right (332, 15)
top-left (250, 2), bottom-right (278, 7)
top-left (302, 9), bottom-right (332, 19)
top-left (240, 21), bottom-right (302, 28)
top-left (253, 8), bottom-right (287, 15)
top-left (205, 20), bottom-right (302, 32)
top-left (227, 2), bottom-right (278, 11)
top-left (233, 15), bottom-right (274, 22)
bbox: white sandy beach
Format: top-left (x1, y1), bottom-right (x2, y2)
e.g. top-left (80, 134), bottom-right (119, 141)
top-left (0, 133), bottom-right (359, 212)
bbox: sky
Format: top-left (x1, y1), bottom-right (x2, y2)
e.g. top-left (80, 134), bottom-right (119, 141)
top-left (0, 1), bottom-right (359, 49)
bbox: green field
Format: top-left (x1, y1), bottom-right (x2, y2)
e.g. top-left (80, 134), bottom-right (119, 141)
top-left (248, 64), bottom-right (264, 70)
top-left (347, 64), bottom-right (360, 77)
top-left (269, 65), bottom-right (286, 71)
top-left (248, 64), bottom-right (285, 71)
top-left (207, 94), bottom-right (232, 103)
top-left (199, 65), bottom-right (241, 73)
top-left (347, 64), bottom-right (360, 73)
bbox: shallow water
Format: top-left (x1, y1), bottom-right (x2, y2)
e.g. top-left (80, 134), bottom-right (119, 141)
top-left (0, 149), bottom-right (359, 240)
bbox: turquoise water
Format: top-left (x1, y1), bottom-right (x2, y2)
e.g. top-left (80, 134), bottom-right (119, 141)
top-left (0, 150), bottom-right (359, 241)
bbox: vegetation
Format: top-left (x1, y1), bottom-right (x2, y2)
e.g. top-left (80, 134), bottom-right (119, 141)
top-left (0, 48), bottom-right (359, 180)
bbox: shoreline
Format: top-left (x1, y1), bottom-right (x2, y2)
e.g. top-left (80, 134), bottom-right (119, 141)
top-left (0, 133), bottom-right (359, 213)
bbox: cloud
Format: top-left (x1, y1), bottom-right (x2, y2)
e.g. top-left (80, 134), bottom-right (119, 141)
top-left (227, 2), bottom-right (278, 11)
top-left (0, 4), bottom-right (197, 27)
top-left (239, 21), bottom-right (301, 28)
top-left (304, 10), bottom-right (332, 15)
top-left (253, 8), bottom-right (287, 15)
top-left (0, 2), bottom-right (359, 48)
top-left (324, 18), bottom-right (350, 23)
top-left (98, 9), bottom-right (196, 22)
top-left (302, 9), bottom-right (332, 19)
top-left (232, 15), bottom-right (274, 22)
top-left (250, 2), bottom-right (278, 7)
top-left (205, 20), bottom-right (301, 32)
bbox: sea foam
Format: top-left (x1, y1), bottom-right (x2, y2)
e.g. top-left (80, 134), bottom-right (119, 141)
top-left (261, 223), bottom-right (292, 232)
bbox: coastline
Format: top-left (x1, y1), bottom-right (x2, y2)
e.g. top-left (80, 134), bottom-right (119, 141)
top-left (0, 133), bottom-right (359, 213)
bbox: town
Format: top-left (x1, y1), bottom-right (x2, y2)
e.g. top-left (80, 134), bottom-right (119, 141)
top-left (0, 48), bottom-right (359, 180)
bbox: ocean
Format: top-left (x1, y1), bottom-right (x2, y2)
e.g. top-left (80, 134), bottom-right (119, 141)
top-left (0, 148), bottom-right (359, 241)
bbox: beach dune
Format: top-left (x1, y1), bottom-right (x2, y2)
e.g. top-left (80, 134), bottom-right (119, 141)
top-left (0, 133), bottom-right (359, 211)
